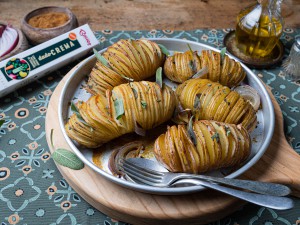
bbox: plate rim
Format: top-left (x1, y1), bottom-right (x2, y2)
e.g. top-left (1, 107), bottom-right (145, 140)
top-left (58, 38), bottom-right (275, 195)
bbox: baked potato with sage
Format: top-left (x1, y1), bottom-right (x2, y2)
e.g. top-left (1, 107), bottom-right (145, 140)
top-left (154, 120), bottom-right (251, 174)
top-left (86, 39), bottom-right (166, 95)
top-left (175, 78), bottom-right (257, 131)
top-left (66, 81), bottom-right (176, 148)
top-left (164, 49), bottom-right (246, 87)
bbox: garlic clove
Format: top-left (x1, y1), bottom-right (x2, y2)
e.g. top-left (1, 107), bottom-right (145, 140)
top-left (233, 85), bottom-right (261, 111)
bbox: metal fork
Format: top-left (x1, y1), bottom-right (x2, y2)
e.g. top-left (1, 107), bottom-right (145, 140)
top-left (120, 158), bottom-right (291, 196)
top-left (118, 158), bottom-right (294, 210)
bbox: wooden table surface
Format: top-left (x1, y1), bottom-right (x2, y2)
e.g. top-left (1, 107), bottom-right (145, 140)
top-left (1, 0), bottom-right (299, 30)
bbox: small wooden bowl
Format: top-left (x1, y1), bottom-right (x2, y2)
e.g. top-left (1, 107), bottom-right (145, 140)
top-left (21, 6), bottom-right (78, 45)
top-left (0, 22), bottom-right (29, 61)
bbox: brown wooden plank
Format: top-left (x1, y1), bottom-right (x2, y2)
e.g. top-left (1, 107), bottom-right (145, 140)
top-left (1, 0), bottom-right (299, 30)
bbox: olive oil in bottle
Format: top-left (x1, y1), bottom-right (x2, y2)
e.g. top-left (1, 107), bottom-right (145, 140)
top-left (235, 0), bottom-right (283, 58)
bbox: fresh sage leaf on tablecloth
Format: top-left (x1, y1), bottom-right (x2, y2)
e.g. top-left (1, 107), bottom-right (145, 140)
top-left (158, 44), bottom-right (170, 56)
top-left (50, 129), bottom-right (84, 170)
top-left (0, 119), bottom-right (4, 128)
top-left (114, 97), bottom-right (125, 120)
top-left (156, 67), bottom-right (163, 88)
top-left (52, 148), bottom-right (84, 170)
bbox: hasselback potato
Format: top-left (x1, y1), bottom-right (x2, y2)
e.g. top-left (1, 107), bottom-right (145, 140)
top-left (175, 78), bottom-right (257, 131)
top-left (154, 120), bottom-right (251, 174)
top-left (66, 81), bottom-right (176, 148)
top-left (164, 49), bottom-right (246, 87)
top-left (86, 39), bottom-right (165, 95)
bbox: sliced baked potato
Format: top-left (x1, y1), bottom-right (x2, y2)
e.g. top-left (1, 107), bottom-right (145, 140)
top-left (66, 81), bottom-right (177, 148)
top-left (154, 120), bottom-right (251, 173)
top-left (175, 78), bottom-right (257, 131)
top-left (164, 49), bottom-right (246, 87)
top-left (87, 39), bottom-right (166, 95)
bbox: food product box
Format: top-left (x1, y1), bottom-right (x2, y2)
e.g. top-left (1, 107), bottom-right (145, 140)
top-left (0, 24), bottom-right (98, 98)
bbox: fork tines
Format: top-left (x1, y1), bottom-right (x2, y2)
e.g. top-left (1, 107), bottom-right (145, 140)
top-left (118, 159), bottom-right (163, 185)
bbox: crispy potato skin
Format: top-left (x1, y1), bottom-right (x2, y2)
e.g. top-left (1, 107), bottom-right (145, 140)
top-left (154, 120), bottom-right (251, 174)
top-left (66, 81), bottom-right (176, 148)
top-left (87, 39), bottom-right (166, 95)
top-left (164, 50), bottom-right (246, 87)
top-left (175, 78), bottom-right (257, 132)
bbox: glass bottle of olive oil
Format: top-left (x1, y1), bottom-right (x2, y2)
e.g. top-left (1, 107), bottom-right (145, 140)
top-left (235, 0), bottom-right (283, 58)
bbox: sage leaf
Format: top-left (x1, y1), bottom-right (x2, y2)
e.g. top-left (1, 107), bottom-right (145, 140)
top-left (193, 94), bottom-right (201, 110)
top-left (226, 130), bottom-right (231, 136)
top-left (211, 132), bottom-right (220, 143)
top-left (0, 119), bottom-right (4, 128)
top-left (52, 148), bottom-right (84, 170)
top-left (71, 102), bottom-right (80, 116)
top-left (220, 47), bottom-right (226, 63)
top-left (78, 117), bottom-right (92, 128)
top-left (93, 48), bottom-right (110, 68)
top-left (191, 66), bottom-right (208, 79)
top-left (190, 55), bottom-right (198, 73)
top-left (114, 97), bottom-right (125, 120)
top-left (187, 43), bottom-right (193, 52)
top-left (187, 116), bottom-right (197, 146)
top-left (156, 67), bottom-right (163, 88)
top-left (50, 129), bottom-right (54, 148)
top-left (119, 73), bottom-right (134, 82)
top-left (134, 121), bottom-right (146, 136)
top-left (71, 102), bottom-right (85, 122)
top-left (71, 102), bottom-right (94, 131)
top-left (225, 126), bottom-right (231, 136)
top-left (141, 101), bottom-right (147, 109)
top-left (220, 47), bottom-right (226, 57)
top-left (71, 102), bottom-right (87, 123)
top-left (158, 44), bottom-right (170, 56)
top-left (189, 60), bottom-right (194, 71)
top-left (131, 87), bottom-right (138, 99)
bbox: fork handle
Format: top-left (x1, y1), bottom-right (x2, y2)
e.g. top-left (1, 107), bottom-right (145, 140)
top-left (175, 179), bottom-right (293, 210)
top-left (174, 174), bottom-right (291, 197)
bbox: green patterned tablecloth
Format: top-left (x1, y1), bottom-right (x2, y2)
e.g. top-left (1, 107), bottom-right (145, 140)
top-left (1, 29), bottom-right (300, 225)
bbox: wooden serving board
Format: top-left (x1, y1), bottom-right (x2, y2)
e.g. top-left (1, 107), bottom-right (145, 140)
top-left (45, 67), bottom-right (300, 225)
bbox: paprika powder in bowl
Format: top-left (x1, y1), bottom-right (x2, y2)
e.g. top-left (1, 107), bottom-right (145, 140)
top-left (21, 6), bottom-right (78, 45)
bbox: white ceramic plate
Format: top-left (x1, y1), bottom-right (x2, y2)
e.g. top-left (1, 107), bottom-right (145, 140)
top-left (58, 38), bottom-right (275, 195)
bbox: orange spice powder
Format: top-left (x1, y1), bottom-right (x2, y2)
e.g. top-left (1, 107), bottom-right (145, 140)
top-left (28, 12), bottom-right (69, 29)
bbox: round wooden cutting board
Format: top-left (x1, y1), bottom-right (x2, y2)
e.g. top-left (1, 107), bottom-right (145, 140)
top-left (45, 67), bottom-right (300, 225)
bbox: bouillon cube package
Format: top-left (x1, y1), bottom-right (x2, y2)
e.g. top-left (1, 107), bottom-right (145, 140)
top-left (0, 24), bottom-right (98, 98)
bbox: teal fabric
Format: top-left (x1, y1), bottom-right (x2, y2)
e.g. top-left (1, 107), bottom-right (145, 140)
top-left (0, 29), bottom-right (299, 225)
